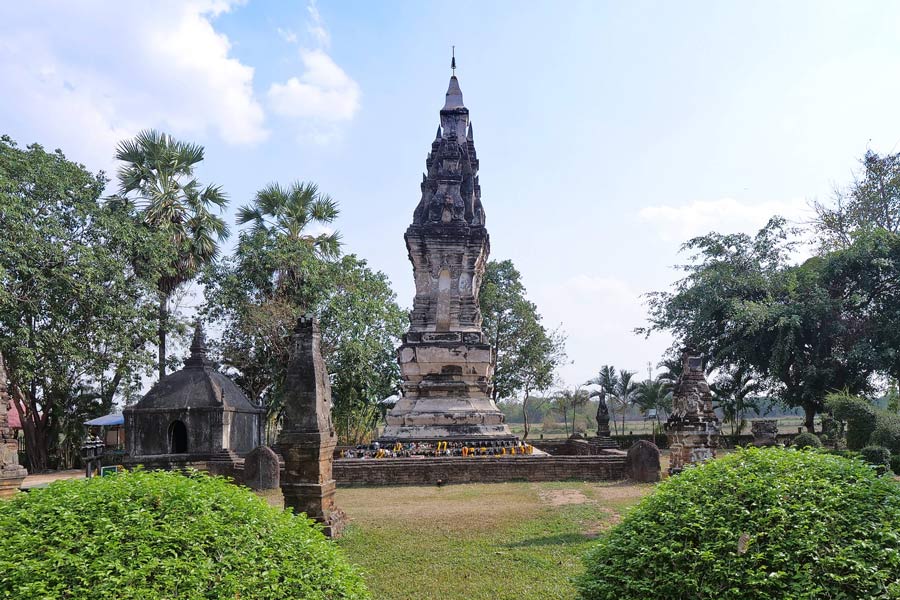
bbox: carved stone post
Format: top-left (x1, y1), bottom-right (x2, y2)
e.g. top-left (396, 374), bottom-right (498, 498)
top-left (0, 352), bottom-right (27, 497)
top-left (665, 347), bottom-right (721, 475)
top-left (276, 316), bottom-right (345, 537)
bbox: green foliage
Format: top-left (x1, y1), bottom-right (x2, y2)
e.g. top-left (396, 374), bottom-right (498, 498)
top-left (585, 366), bottom-right (638, 436)
top-left (479, 260), bottom-right (566, 438)
top-left (0, 135), bottom-right (163, 470)
top-left (891, 455), bottom-right (900, 475)
top-left (871, 412), bottom-right (900, 455)
top-left (814, 150), bottom-right (900, 249)
top-left (641, 217), bottom-right (879, 431)
top-left (579, 448), bottom-right (900, 600)
top-left (827, 391), bottom-right (881, 450)
top-left (826, 391), bottom-right (879, 449)
top-left (792, 431), bottom-right (822, 449)
top-left (204, 190), bottom-right (405, 444)
top-left (111, 129), bottom-right (229, 379)
top-left (860, 445), bottom-right (892, 474)
top-left (0, 469), bottom-right (368, 599)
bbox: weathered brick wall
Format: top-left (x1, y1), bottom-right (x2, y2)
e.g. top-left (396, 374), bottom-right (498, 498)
top-left (333, 455), bottom-right (626, 487)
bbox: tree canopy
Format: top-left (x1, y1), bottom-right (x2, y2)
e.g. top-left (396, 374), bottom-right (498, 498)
top-left (479, 259), bottom-right (566, 438)
top-left (0, 135), bottom-right (163, 470)
top-left (204, 182), bottom-right (405, 443)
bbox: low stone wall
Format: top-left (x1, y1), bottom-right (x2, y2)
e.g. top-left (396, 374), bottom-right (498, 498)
top-left (333, 454), bottom-right (626, 486)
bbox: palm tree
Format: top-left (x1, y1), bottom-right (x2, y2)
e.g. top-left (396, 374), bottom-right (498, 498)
top-left (585, 365), bottom-right (620, 434)
top-left (613, 369), bottom-right (638, 434)
top-left (635, 376), bottom-right (673, 434)
top-left (236, 182), bottom-right (341, 293)
top-left (113, 129), bottom-right (229, 380)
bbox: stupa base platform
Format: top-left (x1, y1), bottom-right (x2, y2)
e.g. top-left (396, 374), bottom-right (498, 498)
top-left (377, 423), bottom-right (517, 443)
top-left (333, 454), bottom-right (626, 486)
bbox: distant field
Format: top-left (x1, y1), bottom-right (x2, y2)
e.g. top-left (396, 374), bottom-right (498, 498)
top-left (336, 481), bottom-right (653, 600)
top-left (509, 416), bottom-right (813, 439)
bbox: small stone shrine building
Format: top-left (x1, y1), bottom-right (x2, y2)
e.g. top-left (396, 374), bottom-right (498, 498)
top-left (125, 324), bottom-right (265, 466)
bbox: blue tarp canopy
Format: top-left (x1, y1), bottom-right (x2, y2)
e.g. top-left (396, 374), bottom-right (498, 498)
top-left (84, 413), bottom-right (124, 427)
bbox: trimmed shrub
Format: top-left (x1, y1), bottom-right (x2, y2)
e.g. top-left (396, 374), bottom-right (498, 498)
top-left (791, 431), bottom-right (822, 449)
top-left (871, 412), bottom-right (900, 455)
top-left (826, 392), bottom-right (878, 450)
top-left (0, 469), bottom-right (369, 599)
top-left (860, 445), bottom-right (892, 474)
top-left (578, 448), bottom-right (900, 600)
top-left (891, 454), bottom-right (900, 475)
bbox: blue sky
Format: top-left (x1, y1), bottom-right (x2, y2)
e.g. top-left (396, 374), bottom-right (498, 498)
top-left (4, 1), bottom-right (900, 389)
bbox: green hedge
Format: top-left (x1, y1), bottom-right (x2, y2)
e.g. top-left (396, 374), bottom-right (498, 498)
top-left (791, 432), bottom-right (822, 449)
top-left (826, 392), bottom-right (878, 450)
top-left (871, 412), bottom-right (900, 455)
top-left (0, 469), bottom-right (369, 599)
top-left (579, 447), bottom-right (900, 600)
top-left (860, 445), bottom-right (892, 474)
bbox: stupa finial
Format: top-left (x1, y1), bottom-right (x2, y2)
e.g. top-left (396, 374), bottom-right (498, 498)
top-left (185, 319), bottom-right (210, 368)
top-left (451, 46), bottom-right (456, 76)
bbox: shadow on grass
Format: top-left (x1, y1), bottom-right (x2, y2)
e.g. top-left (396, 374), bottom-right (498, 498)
top-left (503, 533), bottom-right (592, 548)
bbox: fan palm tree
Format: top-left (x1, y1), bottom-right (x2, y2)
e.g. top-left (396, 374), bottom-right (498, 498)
top-left (635, 376), bottom-right (673, 431)
top-left (112, 129), bottom-right (229, 380)
top-left (236, 182), bottom-right (341, 292)
top-left (613, 369), bottom-right (639, 434)
top-left (585, 365), bottom-right (620, 434)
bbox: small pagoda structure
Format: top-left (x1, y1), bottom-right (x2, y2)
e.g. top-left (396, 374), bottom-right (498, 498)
top-left (124, 323), bottom-right (265, 468)
top-left (665, 347), bottom-right (721, 475)
top-left (379, 53), bottom-right (514, 443)
top-left (0, 353), bottom-right (26, 497)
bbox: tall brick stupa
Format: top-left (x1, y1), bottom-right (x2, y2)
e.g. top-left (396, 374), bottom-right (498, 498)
top-left (379, 55), bottom-right (515, 443)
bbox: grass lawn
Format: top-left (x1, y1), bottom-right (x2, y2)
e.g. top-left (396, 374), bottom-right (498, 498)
top-left (334, 481), bottom-right (654, 600)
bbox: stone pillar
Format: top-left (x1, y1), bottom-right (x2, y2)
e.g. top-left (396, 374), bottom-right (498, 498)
top-left (276, 316), bottom-right (345, 537)
top-left (0, 352), bottom-right (26, 497)
top-left (665, 347), bottom-right (721, 475)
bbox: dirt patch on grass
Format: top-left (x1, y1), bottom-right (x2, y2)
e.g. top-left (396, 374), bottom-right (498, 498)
top-left (585, 481), bottom-right (655, 502)
top-left (538, 488), bottom-right (592, 507)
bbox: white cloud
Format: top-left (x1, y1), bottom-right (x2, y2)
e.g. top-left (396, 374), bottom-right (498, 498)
top-left (0, 1), bottom-right (267, 172)
top-left (277, 27), bottom-right (299, 44)
top-left (268, 50), bottom-right (360, 123)
top-left (306, 0), bottom-right (331, 48)
top-left (639, 197), bottom-right (811, 241)
top-left (266, 2), bottom-right (360, 143)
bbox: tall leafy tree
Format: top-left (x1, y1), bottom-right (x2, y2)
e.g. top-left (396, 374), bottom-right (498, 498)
top-left (642, 218), bottom-right (874, 430)
top-left (479, 259), bottom-right (566, 438)
top-left (205, 183), bottom-right (404, 443)
top-left (814, 150), bottom-right (900, 250)
top-left (0, 136), bottom-right (162, 470)
top-left (112, 130), bottom-right (228, 380)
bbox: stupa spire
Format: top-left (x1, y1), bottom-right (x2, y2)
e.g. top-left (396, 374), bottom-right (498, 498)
top-left (443, 48), bottom-right (465, 111)
top-left (184, 320), bottom-right (211, 368)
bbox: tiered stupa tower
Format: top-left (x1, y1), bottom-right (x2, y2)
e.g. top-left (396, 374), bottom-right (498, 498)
top-left (380, 56), bottom-right (515, 442)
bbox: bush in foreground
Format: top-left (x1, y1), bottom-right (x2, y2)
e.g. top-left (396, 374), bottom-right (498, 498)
top-left (0, 469), bottom-right (369, 599)
top-left (579, 448), bottom-right (900, 600)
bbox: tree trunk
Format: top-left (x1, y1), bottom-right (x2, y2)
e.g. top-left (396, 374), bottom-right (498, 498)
top-left (522, 385), bottom-right (532, 440)
top-left (803, 403), bottom-right (816, 432)
top-left (13, 386), bottom-right (49, 472)
top-left (158, 294), bottom-right (168, 381)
